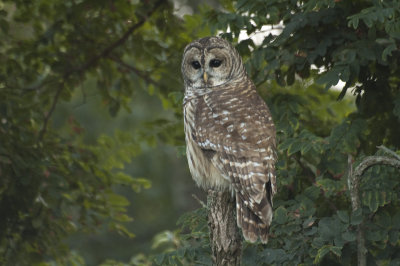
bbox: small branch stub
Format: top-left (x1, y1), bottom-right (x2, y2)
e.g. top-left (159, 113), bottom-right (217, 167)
top-left (207, 190), bottom-right (242, 266)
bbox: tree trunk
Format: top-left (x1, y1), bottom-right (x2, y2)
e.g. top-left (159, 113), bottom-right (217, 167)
top-left (207, 190), bottom-right (242, 266)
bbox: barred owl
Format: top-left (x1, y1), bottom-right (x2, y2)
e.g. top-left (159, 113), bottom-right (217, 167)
top-left (181, 36), bottom-right (277, 243)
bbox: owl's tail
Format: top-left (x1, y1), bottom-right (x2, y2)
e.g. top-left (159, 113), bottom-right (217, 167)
top-left (236, 192), bottom-right (273, 244)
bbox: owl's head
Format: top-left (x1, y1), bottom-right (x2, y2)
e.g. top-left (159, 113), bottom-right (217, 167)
top-left (181, 37), bottom-right (246, 90)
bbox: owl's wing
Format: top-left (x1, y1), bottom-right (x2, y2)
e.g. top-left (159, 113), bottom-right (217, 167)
top-left (191, 82), bottom-right (276, 226)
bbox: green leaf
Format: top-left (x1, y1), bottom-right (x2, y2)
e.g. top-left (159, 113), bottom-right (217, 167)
top-left (314, 245), bottom-right (342, 264)
top-left (304, 186), bottom-right (320, 201)
top-left (288, 140), bottom-right (302, 155)
top-left (316, 67), bottom-right (341, 90)
top-left (260, 249), bottom-right (287, 264)
top-left (279, 138), bottom-right (295, 151)
top-left (389, 230), bottom-right (399, 245)
top-left (366, 230), bottom-right (384, 242)
top-left (305, 226), bottom-right (318, 236)
top-left (337, 210), bottom-right (349, 224)
top-left (348, 16), bottom-right (359, 29)
top-left (318, 217), bottom-right (342, 240)
top-left (154, 254), bottom-right (165, 265)
top-left (350, 209), bottom-right (363, 225)
top-left (114, 172), bottom-right (134, 184)
top-left (275, 206), bottom-right (288, 224)
top-left (132, 177), bottom-right (151, 192)
top-left (363, 191), bottom-right (380, 212)
top-left (382, 42), bottom-right (396, 61)
top-left (111, 223), bottom-right (135, 238)
top-left (329, 246), bottom-right (342, 257)
top-left (316, 178), bottom-right (344, 197)
top-left (341, 231), bottom-right (356, 242)
top-left (314, 245), bottom-right (331, 263)
top-left (107, 194), bottom-right (130, 207)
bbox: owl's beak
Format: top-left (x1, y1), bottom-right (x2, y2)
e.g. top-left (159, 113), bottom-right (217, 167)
top-left (203, 72), bottom-right (208, 83)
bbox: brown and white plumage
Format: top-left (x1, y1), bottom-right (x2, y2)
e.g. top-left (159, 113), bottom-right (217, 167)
top-left (182, 37), bottom-right (276, 243)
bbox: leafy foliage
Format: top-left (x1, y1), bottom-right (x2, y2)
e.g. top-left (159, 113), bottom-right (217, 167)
top-left (0, 0), bottom-right (193, 264)
top-left (2, 0), bottom-right (400, 265)
top-left (149, 0), bottom-right (400, 265)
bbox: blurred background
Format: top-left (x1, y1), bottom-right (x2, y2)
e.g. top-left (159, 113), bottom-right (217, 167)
top-left (1, 0), bottom-right (400, 265)
top-left (50, 1), bottom-right (221, 264)
top-left (54, 79), bottom-right (199, 264)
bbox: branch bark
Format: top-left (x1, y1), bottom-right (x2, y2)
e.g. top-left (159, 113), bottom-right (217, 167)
top-left (377, 145), bottom-right (400, 161)
top-left (348, 152), bottom-right (400, 266)
top-left (207, 190), bottom-right (242, 266)
top-left (347, 154), bottom-right (365, 266)
top-left (354, 156), bottom-right (400, 176)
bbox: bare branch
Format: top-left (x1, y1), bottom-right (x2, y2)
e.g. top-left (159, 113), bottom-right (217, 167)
top-left (347, 154), bottom-right (366, 266)
top-left (354, 156), bottom-right (400, 178)
top-left (192, 194), bottom-right (207, 208)
top-left (347, 154), bottom-right (360, 210)
top-left (377, 145), bottom-right (400, 161)
top-left (38, 83), bottom-right (64, 141)
top-left (348, 153), bottom-right (400, 266)
top-left (108, 55), bottom-right (161, 87)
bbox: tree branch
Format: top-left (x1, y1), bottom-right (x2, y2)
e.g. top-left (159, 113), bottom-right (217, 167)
top-left (377, 145), bottom-right (400, 161)
top-left (347, 154), bottom-right (360, 210)
top-left (347, 154), bottom-right (365, 266)
top-left (348, 152), bottom-right (400, 266)
top-left (354, 156), bottom-right (400, 178)
top-left (192, 194), bottom-right (207, 208)
top-left (37, 0), bottom-right (166, 141)
top-left (38, 82), bottom-right (64, 141)
top-left (76, 0), bottom-right (166, 73)
top-left (108, 55), bottom-right (161, 87)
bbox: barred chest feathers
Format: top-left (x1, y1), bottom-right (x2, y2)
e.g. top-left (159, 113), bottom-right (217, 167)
top-left (184, 98), bottom-right (231, 191)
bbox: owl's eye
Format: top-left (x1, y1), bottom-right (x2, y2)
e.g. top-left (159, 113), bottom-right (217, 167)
top-left (209, 59), bottom-right (222, 68)
top-left (191, 61), bottom-right (201, 70)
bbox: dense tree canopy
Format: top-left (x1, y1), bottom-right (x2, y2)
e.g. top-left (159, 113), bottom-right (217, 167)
top-left (1, 0), bottom-right (399, 265)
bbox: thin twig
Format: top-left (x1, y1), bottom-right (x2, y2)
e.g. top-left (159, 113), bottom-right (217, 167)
top-left (377, 145), bottom-right (400, 161)
top-left (293, 155), bottom-right (315, 183)
top-left (38, 83), bottom-right (64, 141)
top-left (108, 55), bottom-right (161, 87)
top-left (192, 194), bottom-right (207, 208)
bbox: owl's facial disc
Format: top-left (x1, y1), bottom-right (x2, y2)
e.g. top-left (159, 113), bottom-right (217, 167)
top-left (203, 47), bottom-right (231, 87)
top-left (183, 45), bottom-right (234, 89)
